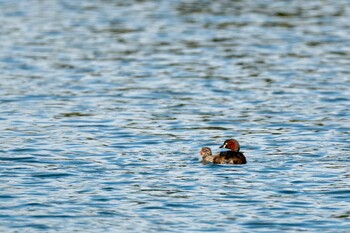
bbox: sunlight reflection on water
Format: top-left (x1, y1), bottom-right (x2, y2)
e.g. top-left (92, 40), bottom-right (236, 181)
top-left (1, 0), bottom-right (350, 232)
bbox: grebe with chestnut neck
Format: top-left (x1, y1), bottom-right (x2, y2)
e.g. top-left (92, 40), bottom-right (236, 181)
top-left (200, 139), bottom-right (247, 164)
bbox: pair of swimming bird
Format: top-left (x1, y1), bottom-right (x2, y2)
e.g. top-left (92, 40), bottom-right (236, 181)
top-left (200, 139), bottom-right (247, 164)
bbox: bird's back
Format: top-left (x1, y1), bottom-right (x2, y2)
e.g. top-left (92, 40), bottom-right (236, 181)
top-left (213, 151), bottom-right (247, 164)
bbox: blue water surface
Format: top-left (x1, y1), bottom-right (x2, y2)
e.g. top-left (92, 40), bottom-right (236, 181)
top-left (1, 0), bottom-right (350, 232)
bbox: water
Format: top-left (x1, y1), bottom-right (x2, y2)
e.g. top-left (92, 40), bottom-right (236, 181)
top-left (1, 0), bottom-right (350, 232)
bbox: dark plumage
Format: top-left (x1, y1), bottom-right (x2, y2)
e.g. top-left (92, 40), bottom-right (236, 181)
top-left (213, 151), bottom-right (247, 164)
top-left (199, 139), bottom-right (247, 165)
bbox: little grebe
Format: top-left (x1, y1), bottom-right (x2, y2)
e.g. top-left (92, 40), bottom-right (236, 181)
top-left (200, 147), bottom-right (215, 163)
top-left (200, 139), bottom-right (247, 164)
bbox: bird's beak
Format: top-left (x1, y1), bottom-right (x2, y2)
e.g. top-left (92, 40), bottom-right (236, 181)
top-left (219, 143), bottom-right (227, 148)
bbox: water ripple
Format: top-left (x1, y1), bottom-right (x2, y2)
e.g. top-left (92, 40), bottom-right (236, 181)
top-left (1, 0), bottom-right (350, 232)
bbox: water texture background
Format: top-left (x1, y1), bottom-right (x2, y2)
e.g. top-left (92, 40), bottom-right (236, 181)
top-left (1, 0), bottom-right (350, 232)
